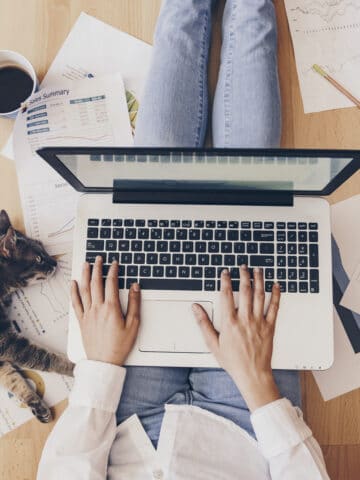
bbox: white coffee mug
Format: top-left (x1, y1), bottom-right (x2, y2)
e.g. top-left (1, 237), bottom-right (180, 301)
top-left (0, 50), bottom-right (38, 119)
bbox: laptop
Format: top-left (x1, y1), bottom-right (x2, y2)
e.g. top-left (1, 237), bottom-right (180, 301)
top-left (37, 147), bottom-right (359, 370)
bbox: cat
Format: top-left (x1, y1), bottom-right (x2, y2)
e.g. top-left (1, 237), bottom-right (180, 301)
top-left (0, 209), bottom-right (74, 423)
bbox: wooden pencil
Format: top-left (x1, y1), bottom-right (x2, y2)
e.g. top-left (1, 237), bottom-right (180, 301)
top-left (312, 64), bottom-right (360, 109)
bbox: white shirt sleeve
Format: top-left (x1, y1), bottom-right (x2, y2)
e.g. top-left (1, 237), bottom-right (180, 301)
top-left (37, 359), bottom-right (126, 480)
top-left (250, 398), bottom-right (330, 479)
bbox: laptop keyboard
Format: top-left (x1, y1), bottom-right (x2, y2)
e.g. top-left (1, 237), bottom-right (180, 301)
top-left (85, 218), bottom-right (320, 293)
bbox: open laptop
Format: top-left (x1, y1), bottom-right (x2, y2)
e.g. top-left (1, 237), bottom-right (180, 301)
top-left (37, 147), bottom-right (359, 370)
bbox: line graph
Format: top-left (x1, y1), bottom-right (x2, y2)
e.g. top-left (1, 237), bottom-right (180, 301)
top-left (48, 217), bottom-right (75, 239)
top-left (290, 0), bottom-right (360, 23)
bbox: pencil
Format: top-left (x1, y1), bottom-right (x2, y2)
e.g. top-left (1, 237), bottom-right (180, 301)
top-left (312, 64), bottom-right (360, 109)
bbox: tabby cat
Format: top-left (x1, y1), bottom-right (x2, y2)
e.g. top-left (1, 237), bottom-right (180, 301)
top-left (0, 210), bottom-right (74, 423)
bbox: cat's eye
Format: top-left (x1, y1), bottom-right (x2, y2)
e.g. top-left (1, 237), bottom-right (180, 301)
top-left (35, 255), bottom-right (42, 264)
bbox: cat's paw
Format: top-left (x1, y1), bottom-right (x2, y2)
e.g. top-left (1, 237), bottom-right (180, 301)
top-left (29, 399), bottom-right (53, 423)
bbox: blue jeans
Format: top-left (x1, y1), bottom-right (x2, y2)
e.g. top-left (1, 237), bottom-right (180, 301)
top-left (116, 0), bottom-right (299, 447)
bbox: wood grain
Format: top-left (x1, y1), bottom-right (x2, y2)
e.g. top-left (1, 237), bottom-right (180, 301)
top-left (0, 1), bottom-right (359, 479)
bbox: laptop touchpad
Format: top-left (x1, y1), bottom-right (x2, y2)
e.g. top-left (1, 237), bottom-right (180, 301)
top-left (139, 300), bottom-right (213, 353)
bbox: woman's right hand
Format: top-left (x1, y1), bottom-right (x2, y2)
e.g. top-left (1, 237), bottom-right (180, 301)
top-left (192, 265), bottom-right (281, 412)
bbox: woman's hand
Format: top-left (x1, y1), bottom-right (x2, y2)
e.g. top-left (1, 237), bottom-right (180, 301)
top-left (71, 256), bottom-right (141, 366)
top-left (192, 265), bottom-right (281, 412)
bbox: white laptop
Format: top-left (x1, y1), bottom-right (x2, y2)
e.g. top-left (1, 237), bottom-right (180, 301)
top-left (37, 147), bottom-right (359, 370)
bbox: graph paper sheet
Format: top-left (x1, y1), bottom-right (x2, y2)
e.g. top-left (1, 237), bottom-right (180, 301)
top-left (284, 0), bottom-right (360, 113)
top-left (13, 74), bottom-right (132, 255)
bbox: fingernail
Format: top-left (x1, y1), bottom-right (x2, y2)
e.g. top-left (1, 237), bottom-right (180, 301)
top-left (96, 255), bottom-right (102, 262)
top-left (274, 282), bottom-right (280, 289)
top-left (241, 264), bottom-right (247, 269)
top-left (254, 267), bottom-right (261, 273)
top-left (222, 268), bottom-right (229, 276)
top-left (192, 304), bottom-right (200, 315)
top-left (132, 283), bottom-right (140, 292)
top-left (112, 260), bottom-right (118, 265)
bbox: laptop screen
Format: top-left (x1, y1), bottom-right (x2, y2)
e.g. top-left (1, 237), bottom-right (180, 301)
top-left (53, 150), bottom-right (352, 192)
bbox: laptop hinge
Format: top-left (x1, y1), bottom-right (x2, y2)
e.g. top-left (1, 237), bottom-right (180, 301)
top-left (112, 180), bottom-right (294, 206)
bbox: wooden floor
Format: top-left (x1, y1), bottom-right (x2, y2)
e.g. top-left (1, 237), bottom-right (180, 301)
top-left (0, 1), bottom-right (359, 478)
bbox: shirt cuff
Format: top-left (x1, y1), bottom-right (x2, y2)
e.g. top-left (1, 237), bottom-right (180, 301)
top-left (68, 359), bottom-right (127, 412)
top-left (250, 398), bottom-right (313, 459)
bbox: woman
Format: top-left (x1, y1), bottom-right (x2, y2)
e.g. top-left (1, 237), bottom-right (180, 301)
top-left (37, 1), bottom-right (330, 478)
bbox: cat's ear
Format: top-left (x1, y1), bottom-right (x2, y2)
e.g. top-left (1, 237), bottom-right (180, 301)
top-left (0, 210), bottom-right (11, 235)
top-left (0, 227), bottom-right (17, 258)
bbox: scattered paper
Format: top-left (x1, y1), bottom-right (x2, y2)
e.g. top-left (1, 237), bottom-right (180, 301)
top-left (1, 12), bottom-right (152, 160)
top-left (13, 74), bottom-right (132, 255)
top-left (0, 253), bottom-right (74, 437)
top-left (284, 0), bottom-right (360, 113)
top-left (341, 261), bottom-right (360, 315)
top-left (312, 309), bottom-right (360, 401)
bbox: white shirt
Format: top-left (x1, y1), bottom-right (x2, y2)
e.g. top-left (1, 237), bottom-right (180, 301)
top-left (37, 360), bottom-right (330, 479)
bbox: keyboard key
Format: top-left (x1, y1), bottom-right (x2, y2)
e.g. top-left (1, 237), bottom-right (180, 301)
top-left (265, 268), bottom-right (274, 279)
top-left (250, 255), bottom-right (274, 267)
top-left (113, 228), bottom-right (124, 239)
top-left (309, 244), bottom-right (319, 267)
top-left (230, 268), bottom-right (240, 279)
top-left (276, 222), bottom-right (285, 229)
top-left (140, 266), bottom-right (151, 277)
top-left (265, 281), bottom-right (274, 292)
top-left (160, 254), bottom-right (171, 264)
top-left (278, 281), bottom-right (286, 292)
top-left (215, 230), bottom-right (226, 240)
top-left (134, 253), bottom-right (145, 264)
top-left (194, 220), bottom-right (204, 228)
top-left (208, 242), bottom-right (219, 253)
top-left (164, 229), bottom-right (175, 240)
top-left (151, 228), bottom-right (162, 239)
top-left (171, 220), bottom-right (180, 227)
top-left (287, 231), bottom-right (297, 242)
top-left (288, 269), bottom-right (297, 280)
top-left (176, 229), bottom-right (187, 240)
top-left (247, 243), bottom-right (258, 253)
top-left (202, 230), bottom-right (213, 240)
top-left (229, 221), bottom-right (239, 228)
top-left (309, 232), bottom-right (318, 242)
top-left (126, 278), bottom-right (138, 289)
top-left (185, 254), bottom-right (197, 265)
top-left (277, 243), bottom-right (286, 254)
top-left (309, 223), bottom-right (318, 230)
top-left (135, 219), bottom-right (145, 227)
top-left (227, 230), bottom-right (239, 241)
top-left (131, 240), bottom-right (143, 251)
top-left (138, 228), bottom-right (149, 239)
top-left (113, 219), bottom-right (122, 226)
top-left (182, 220), bottom-right (192, 228)
top-left (288, 282), bottom-right (297, 293)
top-left (277, 231), bottom-right (286, 242)
top-left (127, 265), bottom-right (138, 277)
top-left (192, 267), bottom-right (203, 278)
top-left (224, 255), bottom-right (235, 266)
top-left (140, 279), bottom-right (202, 291)
top-left (299, 282), bottom-right (308, 293)
top-left (183, 241), bottom-right (194, 252)
top-left (260, 243), bottom-right (274, 254)
top-left (118, 240), bottom-right (130, 251)
top-left (299, 269), bottom-right (308, 280)
top-left (204, 280), bottom-right (216, 291)
top-left (221, 242), bottom-right (232, 253)
top-left (277, 256), bottom-right (286, 267)
top-left (240, 231), bottom-right (251, 241)
top-left (231, 280), bottom-right (240, 291)
top-left (86, 252), bottom-right (106, 263)
top-left (87, 228), bottom-right (99, 238)
top-left (199, 254), bottom-right (210, 265)
top-left (287, 222), bottom-right (296, 229)
top-left (144, 241), bottom-right (155, 251)
top-left (153, 266), bottom-right (164, 277)
top-left (264, 222), bottom-right (274, 229)
top-left (211, 255), bottom-right (222, 266)
top-left (241, 221), bottom-right (251, 229)
top-left (288, 256), bottom-right (297, 267)
top-left (170, 241), bottom-right (181, 252)
top-left (217, 221), bottom-right (227, 228)
top-left (206, 221), bottom-right (216, 228)
top-left (121, 253), bottom-right (132, 264)
top-left (205, 267), bottom-right (216, 278)
top-left (105, 240), bottom-right (117, 251)
top-left (234, 242), bottom-right (245, 253)
top-left (157, 241), bottom-right (168, 252)
top-left (253, 221), bottom-right (262, 229)
top-left (298, 231), bottom-right (307, 242)
top-left (125, 228), bottom-right (136, 239)
top-left (298, 244), bottom-right (307, 255)
top-left (253, 231), bottom-right (274, 241)
top-left (179, 266), bottom-right (190, 277)
top-left (124, 219), bottom-right (134, 226)
top-left (298, 222), bottom-right (307, 230)
top-left (166, 266), bottom-right (177, 277)
top-left (310, 281), bottom-right (319, 293)
top-left (159, 220), bottom-right (169, 227)
top-left (195, 242), bottom-right (206, 252)
top-left (147, 253), bottom-right (158, 264)
top-left (277, 269), bottom-right (286, 280)
top-left (101, 219), bottom-right (111, 226)
top-left (173, 254), bottom-right (184, 264)
top-left (118, 278), bottom-right (125, 289)
top-left (310, 269), bottom-right (319, 281)
top-left (86, 240), bottom-right (104, 250)
top-left (299, 256), bottom-right (308, 267)
top-left (288, 244), bottom-right (297, 254)
top-left (88, 219), bottom-right (99, 226)
top-left (237, 255), bottom-right (249, 266)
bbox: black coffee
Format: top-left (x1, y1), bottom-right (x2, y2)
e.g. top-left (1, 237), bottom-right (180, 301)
top-left (0, 66), bottom-right (34, 113)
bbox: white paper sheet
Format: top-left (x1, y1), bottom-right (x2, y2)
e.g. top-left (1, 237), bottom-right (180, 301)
top-left (13, 74), bottom-right (132, 255)
top-left (341, 260), bottom-right (360, 315)
top-left (284, 0), bottom-right (360, 113)
top-left (0, 253), bottom-right (74, 437)
top-left (1, 12), bottom-right (152, 159)
top-left (312, 194), bottom-right (360, 400)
